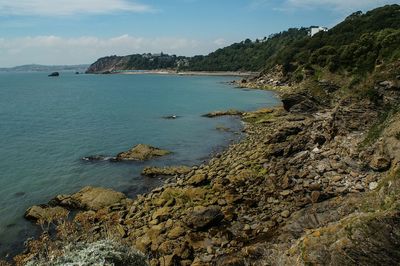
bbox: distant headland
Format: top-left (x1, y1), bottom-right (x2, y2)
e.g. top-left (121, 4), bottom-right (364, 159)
top-left (0, 64), bottom-right (89, 73)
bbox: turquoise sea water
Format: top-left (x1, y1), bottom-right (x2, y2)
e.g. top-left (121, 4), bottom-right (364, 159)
top-left (0, 72), bottom-right (279, 257)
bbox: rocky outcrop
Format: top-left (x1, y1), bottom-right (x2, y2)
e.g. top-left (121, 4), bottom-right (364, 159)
top-left (116, 144), bottom-right (171, 161)
top-left (281, 92), bottom-right (320, 113)
top-left (185, 205), bottom-right (224, 231)
top-left (82, 144), bottom-right (171, 162)
top-left (202, 109), bottom-right (243, 118)
top-left (142, 166), bottom-right (192, 177)
top-left (25, 205), bottom-right (68, 222)
top-left (85, 55), bottom-right (126, 74)
top-left (51, 186), bottom-right (127, 211)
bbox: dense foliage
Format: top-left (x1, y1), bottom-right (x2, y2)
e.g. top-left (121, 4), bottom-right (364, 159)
top-left (183, 4), bottom-right (400, 76)
top-left (265, 4), bottom-right (400, 77)
top-left (183, 28), bottom-right (309, 71)
top-left (124, 53), bottom-right (187, 70)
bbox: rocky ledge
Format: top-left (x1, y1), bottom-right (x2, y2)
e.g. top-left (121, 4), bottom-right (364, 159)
top-left (115, 144), bottom-right (171, 161)
top-left (82, 144), bottom-right (172, 162)
top-left (202, 109), bottom-right (243, 118)
top-left (14, 77), bottom-right (400, 266)
top-left (142, 166), bottom-right (192, 177)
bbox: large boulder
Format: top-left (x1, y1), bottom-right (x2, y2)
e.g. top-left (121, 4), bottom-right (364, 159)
top-left (185, 205), bottom-right (224, 231)
top-left (116, 144), bottom-right (171, 161)
top-left (186, 174), bottom-right (208, 186)
top-left (370, 155), bottom-right (391, 172)
top-left (25, 205), bottom-right (68, 222)
top-left (281, 93), bottom-right (319, 113)
top-left (54, 186), bottom-right (127, 211)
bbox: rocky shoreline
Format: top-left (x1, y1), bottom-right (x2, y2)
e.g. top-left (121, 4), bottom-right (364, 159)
top-left (10, 76), bottom-right (400, 265)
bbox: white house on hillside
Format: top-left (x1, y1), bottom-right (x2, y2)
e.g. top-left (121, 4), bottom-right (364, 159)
top-left (309, 26), bottom-right (328, 37)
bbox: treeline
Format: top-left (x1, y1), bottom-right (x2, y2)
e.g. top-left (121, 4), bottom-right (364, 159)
top-left (125, 54), bottom-right (188, 70)
top-left (262, 4), bottom-right (400, 79)
top-left (183, 28), bottom-right (309, 72)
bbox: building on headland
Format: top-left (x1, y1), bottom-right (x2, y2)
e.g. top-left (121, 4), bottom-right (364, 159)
top-left (309, 26), bottom-right (328, 37)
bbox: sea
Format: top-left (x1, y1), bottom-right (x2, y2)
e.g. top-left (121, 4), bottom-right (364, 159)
top-left (0, 72), bottom-right (280, 258)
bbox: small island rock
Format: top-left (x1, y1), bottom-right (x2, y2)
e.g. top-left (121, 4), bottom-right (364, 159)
top-left (116, 144), bottom-right (171, 161)
top-left (48, 72), bottom-right (60, 77)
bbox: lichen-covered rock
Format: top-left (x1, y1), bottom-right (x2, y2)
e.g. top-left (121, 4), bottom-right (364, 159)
top-left (185, 205), bottom-right (224, 230)
top-left (142, 166), bottom-right (191, 177)
top-left (24, 205), bottom-right (68, 222)
top-left (116, 144), bottom-right (171, 161)
top-left (186, 174), bottom-right (207, 186)
top-left (281, 92), bottom-right (319, 113)
top-left (55, 186), bottom-right (126, 211)
top-left (370, 155), bottom-right (391, 171)
top-left (202, 109), bottom-right (243, 118)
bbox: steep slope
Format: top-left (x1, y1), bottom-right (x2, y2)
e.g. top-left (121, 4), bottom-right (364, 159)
top-left (257, 4), bottom-right (400, 82)
top-left (85, 54), bottom-right (187, 74)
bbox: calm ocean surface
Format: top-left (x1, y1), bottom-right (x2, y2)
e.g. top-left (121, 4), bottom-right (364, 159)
top-left (0, 72), bottom-right (279, 256)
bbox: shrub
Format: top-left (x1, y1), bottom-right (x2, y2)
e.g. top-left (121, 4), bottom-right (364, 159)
top-left (25, 240), bottom-right (148, 266)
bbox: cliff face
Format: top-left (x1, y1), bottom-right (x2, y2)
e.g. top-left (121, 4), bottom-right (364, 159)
top-left (85, 55), bottom-right (126, 74)
top-left (85, 53), bottom-right (186, 74)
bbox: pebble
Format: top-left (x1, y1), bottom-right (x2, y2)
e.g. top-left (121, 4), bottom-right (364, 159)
top-left (281, 210), bottom-right (290, 218)
top-left (369, 182), bottom-right (378, 190)
top-left (280, 190), bottom-right (292, 196)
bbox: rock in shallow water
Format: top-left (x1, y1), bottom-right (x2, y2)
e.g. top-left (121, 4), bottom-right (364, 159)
top-left (25, 205), bottom-right (68, 222)
top-left (82, 155), bottom-right (113, 162)
top-left (202, 109), bottom-right (243, 118)
top-left (162, 115), bottom-right (181, 119)
top-left (116, 144), bottom-right (171, 161)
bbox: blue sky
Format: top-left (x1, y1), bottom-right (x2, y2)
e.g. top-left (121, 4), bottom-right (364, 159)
top-left (0, 0), bottom-right (399, 67)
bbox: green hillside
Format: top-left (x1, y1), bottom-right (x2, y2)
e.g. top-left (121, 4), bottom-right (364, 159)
top-left (263, 4), bottom-right (400, 79)
top-left (184, 28), bottom-right (309, 71)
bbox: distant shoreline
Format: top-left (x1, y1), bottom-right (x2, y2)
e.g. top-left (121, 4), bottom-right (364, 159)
top-left (115, 70), bottom-right (258, 77)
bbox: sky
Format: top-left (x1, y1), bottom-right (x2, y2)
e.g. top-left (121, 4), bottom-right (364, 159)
top-left (0, 0), bottom-right (399, 67)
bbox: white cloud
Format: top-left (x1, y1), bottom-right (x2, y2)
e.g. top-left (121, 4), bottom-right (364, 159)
top-left (213, 38), bottom-right (226, 46)
top-left (0, 35), bottom-right (224, 67)
top-left (0, 0), bottom-right (154, 16)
